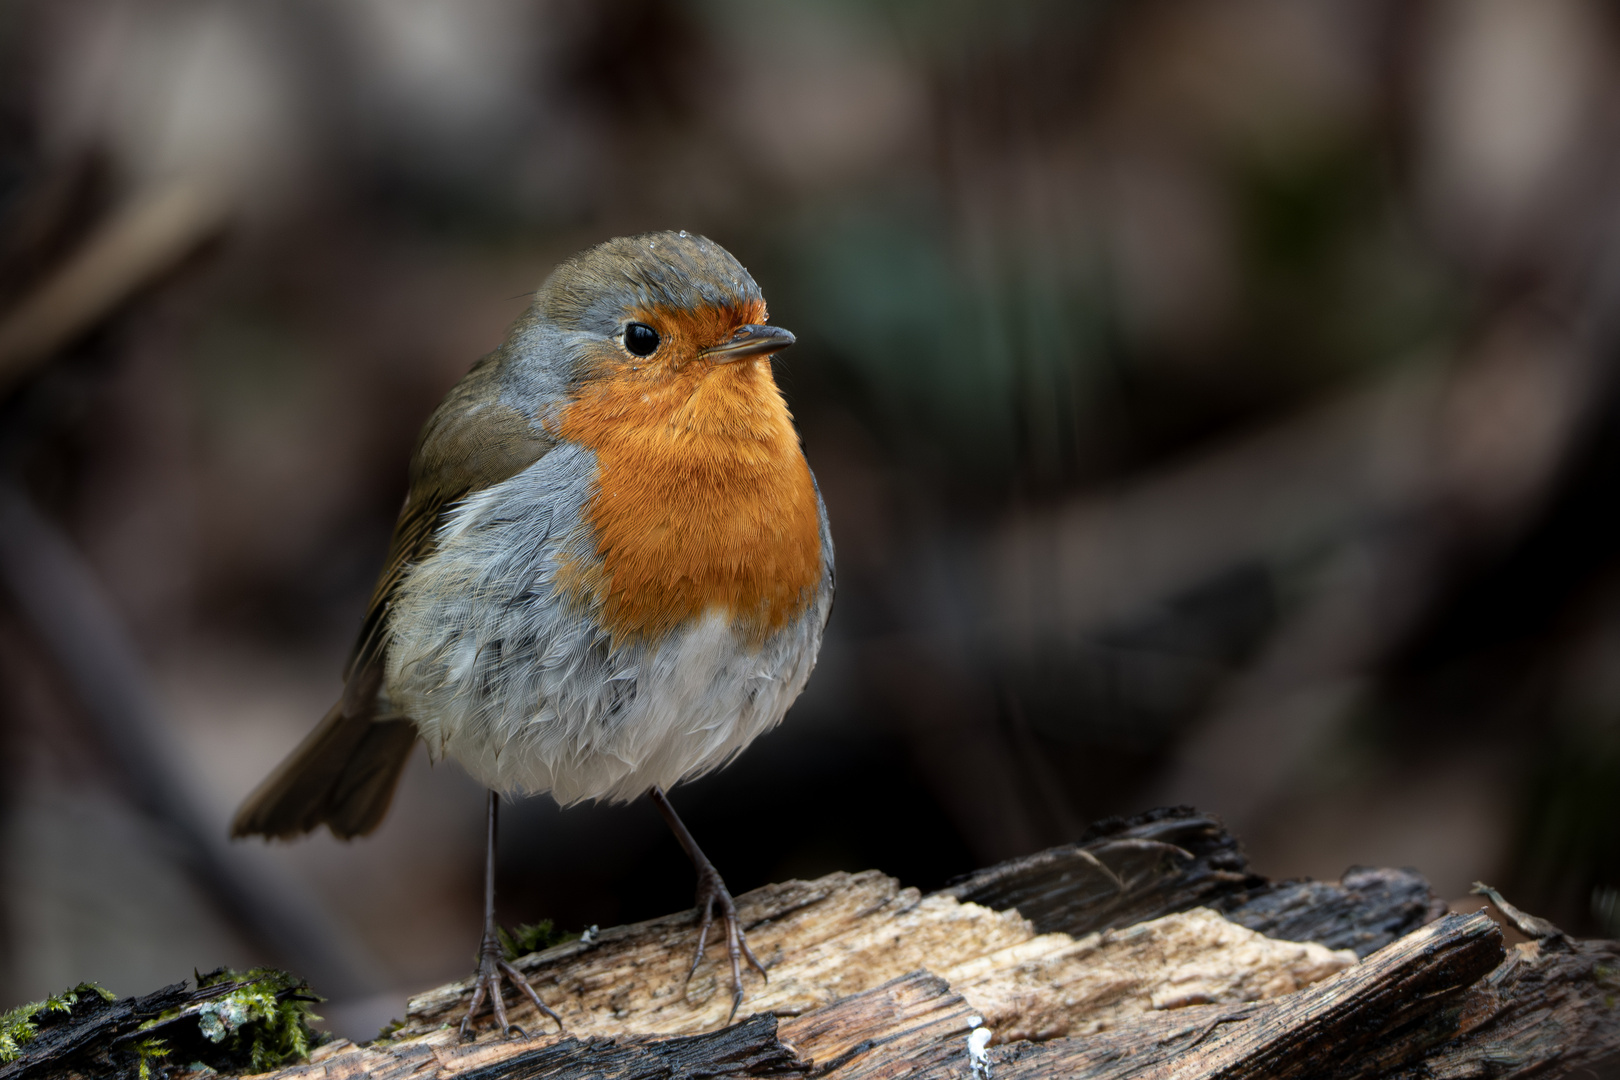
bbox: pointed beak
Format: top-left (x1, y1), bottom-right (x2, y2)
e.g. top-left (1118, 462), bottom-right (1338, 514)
top-left (701, 324), bottom-right (796, 363)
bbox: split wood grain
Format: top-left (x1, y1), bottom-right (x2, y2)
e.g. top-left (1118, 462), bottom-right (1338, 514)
top-left (397, 870), bottom-right (1353, 1047)
top-left (1383, 933), bottom-right (1620, 1079)
top-left (945, 807), bottom-right (1447, 956)
top-left (986, 909), bottom-right (1506, 1079)
top-left (281, 1015), bottom-right (801, 1080)
top-left (268, 972), bottom-right (976, 1080)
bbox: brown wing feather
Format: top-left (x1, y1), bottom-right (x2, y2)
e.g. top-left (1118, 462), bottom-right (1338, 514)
top-left (347, 352), bottom-right (555, 680)
top-left (236, 352), bottom-right (554, 839)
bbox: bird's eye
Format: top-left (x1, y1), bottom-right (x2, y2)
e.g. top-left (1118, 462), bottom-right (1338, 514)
top-left (624, 322), bottom-right (660, 357)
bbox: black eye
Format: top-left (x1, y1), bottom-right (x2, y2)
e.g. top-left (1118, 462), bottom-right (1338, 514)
top-left (624, 322), bottom-right (660, 357)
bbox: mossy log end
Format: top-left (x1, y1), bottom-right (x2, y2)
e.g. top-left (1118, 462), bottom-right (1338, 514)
top-left (10, 808), bottom-right (1619, 1079)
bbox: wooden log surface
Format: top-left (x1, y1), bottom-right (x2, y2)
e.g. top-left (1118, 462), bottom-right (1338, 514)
top-left (10, 807), bottom-right (1617, 1079)
top-left (942, 808), bottom-right (1449, 957)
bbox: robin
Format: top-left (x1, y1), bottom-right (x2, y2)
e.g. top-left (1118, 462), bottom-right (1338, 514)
top-left (231, 231), bottom-right (833, 1036)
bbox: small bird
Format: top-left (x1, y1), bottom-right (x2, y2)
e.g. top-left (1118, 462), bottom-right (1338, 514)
top-left (232, 231), bottom-right (833, 1036)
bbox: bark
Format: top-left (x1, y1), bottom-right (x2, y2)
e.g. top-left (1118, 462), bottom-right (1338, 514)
top-left (9, 808), bottom-right (1617, 1079)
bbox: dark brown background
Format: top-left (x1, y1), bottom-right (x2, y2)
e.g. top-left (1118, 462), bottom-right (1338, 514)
top-left (2, 0), bottom-right (1618, 1041)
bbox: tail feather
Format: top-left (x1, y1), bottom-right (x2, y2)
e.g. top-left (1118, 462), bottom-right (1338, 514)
top-left (232, 692), bottom-right (417, 841)
top-left (322, 719), bottom-right (418, 837)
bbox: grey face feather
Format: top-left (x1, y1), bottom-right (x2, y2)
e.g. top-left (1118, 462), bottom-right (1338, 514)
top-left (495, 230), bottom-right (765, 415)
top-left (538, 231), bottom-right (764, 335)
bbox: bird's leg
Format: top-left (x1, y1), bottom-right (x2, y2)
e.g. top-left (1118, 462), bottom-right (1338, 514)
top-left (648, 785), bottom-right (767, 1021)
top-left (459, 791), bottom-right (564, 1041)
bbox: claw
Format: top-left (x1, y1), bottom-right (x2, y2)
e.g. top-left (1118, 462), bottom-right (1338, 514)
top-left (459, 944), bottom-right (564, 1040)
top-left (649, 786), bottom-right (768, 1020)
top-left (498, 957), bottom-right (563, 1032)
top-left (688, 895), bottom-right (717, 978)
top-left (687, 862), bottom-right (766, 1021)
top-left (739, 929), bottom-right (768, 982)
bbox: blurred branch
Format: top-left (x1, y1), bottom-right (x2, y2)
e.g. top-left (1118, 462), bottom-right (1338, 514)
top-left (1148, 534), bottom-right (1427, 832)
top-left (0, 477), bottom-right (383, 999)
top-left (0, 179), bottom-right (228, 398)
top-left (984, 369), bottom-right (1443, 649)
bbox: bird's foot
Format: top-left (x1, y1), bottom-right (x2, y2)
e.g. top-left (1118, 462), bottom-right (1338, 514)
top-left (686, 861), bottom-right (768, 1022)
top-left (459, 936), bottom-right (564, 1042)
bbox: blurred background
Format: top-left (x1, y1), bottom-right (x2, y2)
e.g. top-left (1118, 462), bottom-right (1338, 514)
top-left (4, 0), bottom-right (1620, 1040)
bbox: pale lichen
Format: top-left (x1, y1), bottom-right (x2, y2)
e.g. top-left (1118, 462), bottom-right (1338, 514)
top-left (188, 968), bottom-right (323, 1073)
top-left (966, 1015), bottom-right (993, 1080)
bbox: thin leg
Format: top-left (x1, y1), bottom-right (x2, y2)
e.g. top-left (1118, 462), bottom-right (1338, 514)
top-left (459, 791), bottom-right (564, 1041)
top-left (648, 785), bottom-right (767, 1022)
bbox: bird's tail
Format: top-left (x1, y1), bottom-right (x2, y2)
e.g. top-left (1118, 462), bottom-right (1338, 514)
top-left (231, 685), bottom-right (418, 840)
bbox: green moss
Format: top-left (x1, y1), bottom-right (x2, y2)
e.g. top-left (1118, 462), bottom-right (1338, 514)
top-left (189, 969), bottom-right (323, 1073)
top-left (499, 920), bottom-right (577, 960)
top-left (134, 1036), bottom-right (170, 1080)
top-left (0, 983), bottom-right (115, 1063)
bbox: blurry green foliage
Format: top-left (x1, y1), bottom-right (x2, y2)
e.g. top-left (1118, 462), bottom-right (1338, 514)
top-left (499, 919), bottom-right (578, 960)
top-left (788, 201), bottom-right (1107, 486)
top-left (1233, 137), bottom-right (1459, 384)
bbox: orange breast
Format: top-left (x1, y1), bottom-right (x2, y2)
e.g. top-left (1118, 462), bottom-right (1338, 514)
top-left (555, 336), bottom-right (822, 649)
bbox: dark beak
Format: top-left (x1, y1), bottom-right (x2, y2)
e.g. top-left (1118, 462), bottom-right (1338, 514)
top-left (701, 324), bottom-right (795, 363)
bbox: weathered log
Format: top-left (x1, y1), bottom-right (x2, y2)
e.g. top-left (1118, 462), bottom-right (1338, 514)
top-left (0, 972), bottom-right (319, 1080)
top-left (776, 971), bottom-right (976, 1080)
top-left (988, 910), bottom-right (1504, 1079)
top-left (395, 871), bottom-right (1352, 1044)
top-left (374, 1014), bottom-right (804, 1080)
top-left (0, 982), bottom-right (203, 1080)
top-left (938, 806), bottom-right (1260, 936)
top-left (941, 806), bottom-right (1448, 956)
top-left (1384, 920), bottom-right (1620, 1078)
top-left (9, 809), bottom-right (1617, 1080)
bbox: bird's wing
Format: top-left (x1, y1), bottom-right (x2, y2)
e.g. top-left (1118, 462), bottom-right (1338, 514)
top-left (235, 353), bottom-right (555, 839)
top-left (346, 352), bottom-right (555, 682)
